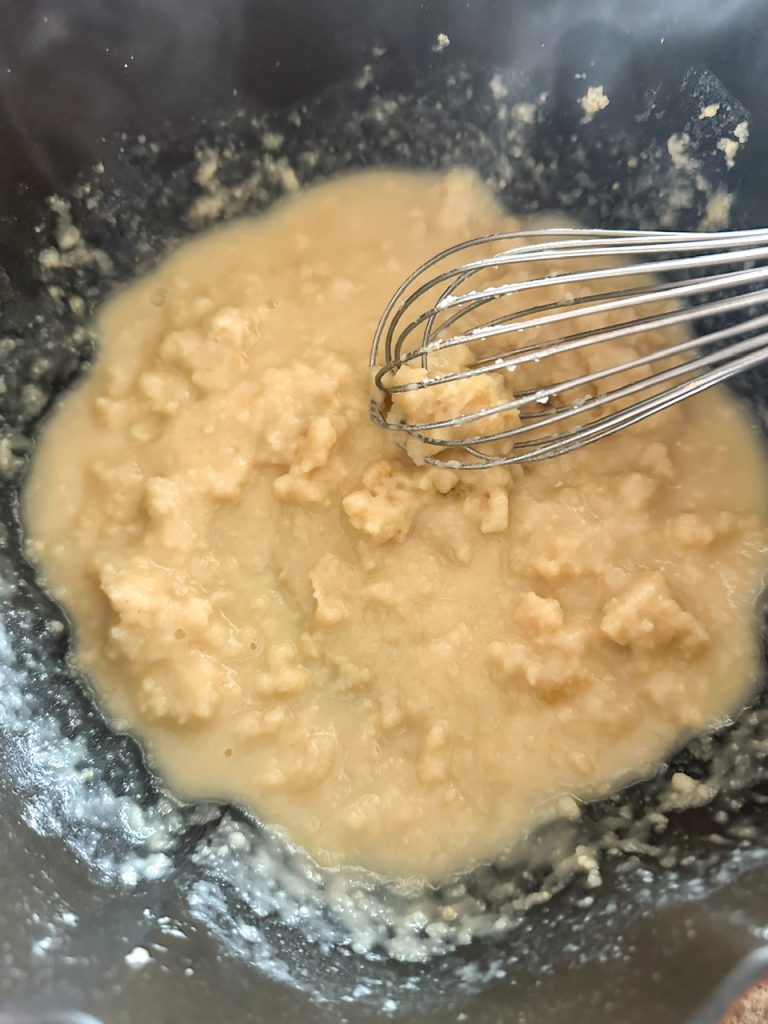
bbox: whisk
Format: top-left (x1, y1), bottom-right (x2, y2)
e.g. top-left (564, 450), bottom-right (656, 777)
top-left (369, 227), bottom-right (768, 469)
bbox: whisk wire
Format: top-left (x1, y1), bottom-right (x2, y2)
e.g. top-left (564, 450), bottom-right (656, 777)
top-left (370, 227), bottom-right (768, 468)
top-left (381, 263), bottom-right (768, 387)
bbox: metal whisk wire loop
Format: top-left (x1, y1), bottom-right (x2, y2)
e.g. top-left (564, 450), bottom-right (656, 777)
top-left (370, 227), bottom-right (768, 469)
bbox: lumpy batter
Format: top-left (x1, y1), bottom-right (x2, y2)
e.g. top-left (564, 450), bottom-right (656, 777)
top-left (24, 169), bottom-right (768, 879)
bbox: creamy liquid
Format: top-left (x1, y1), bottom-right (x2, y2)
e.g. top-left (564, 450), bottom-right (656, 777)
top-left (24, 169), bottom-right (768, 879)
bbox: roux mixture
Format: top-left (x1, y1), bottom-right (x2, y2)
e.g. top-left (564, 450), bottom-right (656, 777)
top-left (24, 169), bottom-right (768, 879)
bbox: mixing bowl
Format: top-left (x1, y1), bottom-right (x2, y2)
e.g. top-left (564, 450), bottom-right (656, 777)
top-left (3, 2), bottom-right (768, 1022)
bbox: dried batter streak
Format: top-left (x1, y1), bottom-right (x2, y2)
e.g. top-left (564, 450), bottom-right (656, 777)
top-left (24, 169), bottom-right (768, 879)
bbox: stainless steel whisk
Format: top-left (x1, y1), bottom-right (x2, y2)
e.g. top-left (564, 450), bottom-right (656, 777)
top-left (369, 228), bottom-right (768, 469)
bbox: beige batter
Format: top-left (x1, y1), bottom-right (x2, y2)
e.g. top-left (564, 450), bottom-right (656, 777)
top-left (24, 169), bottom-right (768, 880)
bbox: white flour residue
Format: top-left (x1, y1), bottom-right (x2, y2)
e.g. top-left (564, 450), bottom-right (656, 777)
top-left (701, 190), bottom-right (734, 230)
top-left (664, 129), bottom-right (742, 229)
top-left (125, 945), bottom-right (152, 969)
top-left (489, 72), bottom-right (508, 100)
top-left (717, 121), bottom-right (750, 169)
top-left (699, 102), bottom-right (721, 119)
top-left (579, 85), bottom-right (610, 124)
top-left (667, 132), bottom-right (697, 173)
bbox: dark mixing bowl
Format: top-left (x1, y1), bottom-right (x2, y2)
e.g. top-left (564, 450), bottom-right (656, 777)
top-left (3, 2), bottom-right (768, 1022)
